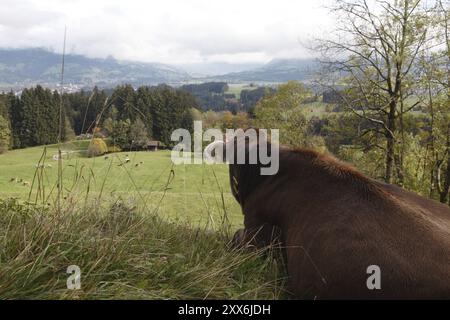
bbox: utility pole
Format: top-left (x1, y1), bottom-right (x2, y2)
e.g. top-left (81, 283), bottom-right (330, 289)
top-left (57, 26), bottom-right (67, 214)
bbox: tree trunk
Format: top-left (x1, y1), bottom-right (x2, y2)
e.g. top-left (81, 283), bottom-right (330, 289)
top-left (386, 135), bottom-right (395, 184)
top-left (395, 98), bottom-right (405, 186)
top-left (394, 153), bottom-right (404, 186)
top-left (385, 102), bottom-right (396, 184)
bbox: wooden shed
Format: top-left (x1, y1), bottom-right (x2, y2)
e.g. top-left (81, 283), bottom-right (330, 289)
top-left (148, 141), bottom-right (162, 151)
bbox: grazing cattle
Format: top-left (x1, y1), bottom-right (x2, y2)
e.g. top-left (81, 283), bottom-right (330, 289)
top-left (118, 157), bottom-right (131, 166)
top-left (205, 132), bottom-right (450, 299)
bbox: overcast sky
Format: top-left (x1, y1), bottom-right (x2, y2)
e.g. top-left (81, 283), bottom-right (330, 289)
top-left (0, 0), bottom-right (334, 65)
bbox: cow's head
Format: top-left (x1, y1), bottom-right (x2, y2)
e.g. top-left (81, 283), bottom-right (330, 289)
top-left (204, 128), bottom-right (277, 207)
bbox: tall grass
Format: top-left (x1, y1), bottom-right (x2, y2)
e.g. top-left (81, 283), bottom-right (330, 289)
top-left (0, 148), bottom-right (287, 299)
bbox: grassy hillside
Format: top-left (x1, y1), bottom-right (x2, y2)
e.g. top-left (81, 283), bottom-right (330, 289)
top-left (0, 142), bottom-right (287, 299)
top-left (0, 197), bottom-right (285, 299)
top-left (225, 84), bottom-right (258, 99)
top-left (0, 141), bottom-right (242, 228)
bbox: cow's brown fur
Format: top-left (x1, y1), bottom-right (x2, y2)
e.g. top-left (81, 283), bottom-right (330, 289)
top-left (230, 143), bottom-right (450, 299)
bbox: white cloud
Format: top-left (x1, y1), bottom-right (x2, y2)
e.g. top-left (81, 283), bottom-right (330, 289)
top-left (0, 0), bottom-right (334, 64)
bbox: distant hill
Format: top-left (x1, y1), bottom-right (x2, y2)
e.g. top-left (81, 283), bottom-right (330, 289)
top-left (204, 58), bottom-right (319, 83)
top-left (0, 48), bottom-right (190, 90)
top-left (175, 62), bottom-right (264, 77)
top-left (0, 48), bottom-right (318, 90)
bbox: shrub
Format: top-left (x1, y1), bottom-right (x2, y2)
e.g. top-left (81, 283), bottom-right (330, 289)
top-left (107, 118), bottom-right (150, 151)
top-left (87, 138), bottom-right (108, 157)
top-left (107, 145), bottom-right (122, 153)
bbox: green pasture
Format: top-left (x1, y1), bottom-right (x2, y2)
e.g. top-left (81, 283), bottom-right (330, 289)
top-left (0, 141), bottom-right (243, 229)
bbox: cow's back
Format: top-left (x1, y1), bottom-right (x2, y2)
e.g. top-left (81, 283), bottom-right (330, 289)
top-left (234, 147), bottom-right (450, 299)
top-left (288, 180), bottom-right (450, 299)
top-left (276, 176), bottom-right (450, 299)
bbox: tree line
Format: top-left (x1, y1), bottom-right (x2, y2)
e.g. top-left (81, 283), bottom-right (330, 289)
top-left (0, 84), bottom-right (198, 151)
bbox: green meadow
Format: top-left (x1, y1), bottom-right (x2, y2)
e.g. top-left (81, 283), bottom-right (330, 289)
top-left (0, 142), bottom-right (286, 299)
top-left (225, 84), bottom-right (259, 99)
top-left (0, 140), bottom-right (243, 228)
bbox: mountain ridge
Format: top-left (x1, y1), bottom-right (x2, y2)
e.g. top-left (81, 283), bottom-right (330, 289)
top-left (0, 48), bottom-right (317, 90)
top-left (201, 58), bottom-right (319, 83)
top-left (0, 48), bottom-right (190, 90)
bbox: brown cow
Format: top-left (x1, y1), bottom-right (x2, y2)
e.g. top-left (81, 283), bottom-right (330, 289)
top-left (207, 133), bottom-right (450, 299)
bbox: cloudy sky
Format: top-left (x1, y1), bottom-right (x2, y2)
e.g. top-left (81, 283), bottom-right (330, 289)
top-left (0, 0), bottom-right (334, 65)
